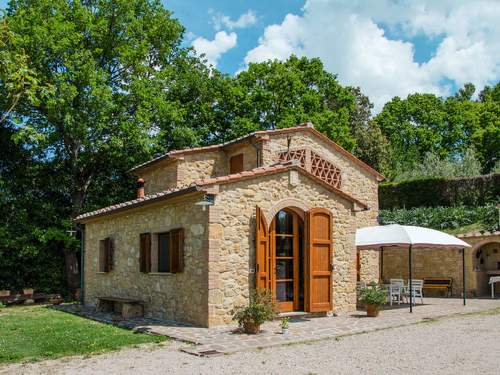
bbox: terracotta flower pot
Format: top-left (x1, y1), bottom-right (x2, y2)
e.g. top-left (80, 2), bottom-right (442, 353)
top-left (243, 322), bottom-right (261, 334)
top-left (366, 304), bottom-right (380, 317)
top-left (0, 290), bottom-right (10, 297)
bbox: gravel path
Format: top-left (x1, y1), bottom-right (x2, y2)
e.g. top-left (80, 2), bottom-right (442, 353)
top-left (2, 312), bottom-right (500, 375)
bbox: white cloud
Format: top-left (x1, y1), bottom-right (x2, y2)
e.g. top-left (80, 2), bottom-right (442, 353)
top-left (243, 0), bottom-right (500, 112)
top-left (212, 10), bottom-right (258, 31)
top-left (192, 31), bottom-right (237, 67)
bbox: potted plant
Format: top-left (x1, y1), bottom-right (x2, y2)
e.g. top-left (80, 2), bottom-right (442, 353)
top-left (280, 317), bottom-right (290, 335)
top-left (23, 287), bottom-right (34, 296)
top-left (231, 288), bottom-right (278, 334)
top-left (359, 284), bottom-right (387, 317)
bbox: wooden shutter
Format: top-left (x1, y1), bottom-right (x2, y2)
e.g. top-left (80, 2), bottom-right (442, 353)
top-left (99, 239), bottom-right (106, 272)
top-left (106, 237), bottom-right (114, 272)
top-left (229, 154), bottom-right (244, 174)
top-left (99, 237), bottom-right (113, 272)
top-left (256, 206), bottom-right (270, 289)
top-left (305, 208), bottom-right (333, 312)
top-left (139, 233), bottom-right (151, 273)
top-left (170, 228), bottom-right (184, 273)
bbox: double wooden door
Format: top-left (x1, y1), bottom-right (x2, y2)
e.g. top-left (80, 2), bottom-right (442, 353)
top-left (256, 206), bottom-right (333, 313)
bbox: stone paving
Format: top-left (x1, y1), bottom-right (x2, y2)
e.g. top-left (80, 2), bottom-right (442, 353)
top-left (57, 298), bottom-right (500, 356)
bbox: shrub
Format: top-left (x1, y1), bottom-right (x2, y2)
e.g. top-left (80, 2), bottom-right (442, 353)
top-left (392, 148), bottom-right (482, 182)
top-left (379, 173), bottom-right (499, 209)
top-left (379, 204), bottom-right (499, 232)
top-left (231, 288), bottom-right (278, 328)
top-left (359, 284), bottom-right (387, 306)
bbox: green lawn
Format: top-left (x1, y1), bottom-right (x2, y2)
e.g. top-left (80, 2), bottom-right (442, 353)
top-left (0, 305), bottom-right (167, 364)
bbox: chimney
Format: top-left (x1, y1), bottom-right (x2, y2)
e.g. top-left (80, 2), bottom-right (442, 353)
top-left (136, 178), bottom-right (145, 199)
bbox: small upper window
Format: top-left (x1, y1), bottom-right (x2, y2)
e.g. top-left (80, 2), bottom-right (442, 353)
top-left (229, 153), bottom-right (244, 174)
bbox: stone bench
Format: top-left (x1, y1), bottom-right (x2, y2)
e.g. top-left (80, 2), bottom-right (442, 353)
top-left (96, 296), bottom-right (144, 319)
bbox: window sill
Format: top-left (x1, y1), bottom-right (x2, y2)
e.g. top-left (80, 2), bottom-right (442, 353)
top-left (148, 272), bottom-right (174, 276)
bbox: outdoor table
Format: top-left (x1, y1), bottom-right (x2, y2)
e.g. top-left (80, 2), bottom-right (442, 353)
top-left (489, 276), bottom-right (500, 298)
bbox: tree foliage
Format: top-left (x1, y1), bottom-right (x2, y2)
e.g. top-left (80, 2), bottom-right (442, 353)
top-left (375, 83), bottom-right (500, 178)
top-left (0, 0), bottom-right (212, 290)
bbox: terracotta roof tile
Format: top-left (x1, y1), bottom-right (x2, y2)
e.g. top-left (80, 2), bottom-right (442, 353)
top-left (76, 162), bottom-right (368, 222)
top-left (128, 123), bottom-right (383, 180)
top-left (75, 185), bottom-right (198, 222)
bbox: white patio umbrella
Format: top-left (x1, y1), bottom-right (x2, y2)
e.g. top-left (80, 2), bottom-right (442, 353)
top-left (356, 224), bottom-right (471, 312)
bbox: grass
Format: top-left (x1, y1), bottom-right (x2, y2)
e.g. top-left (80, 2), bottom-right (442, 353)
top-left (0, 305), bottom-right (167, 364)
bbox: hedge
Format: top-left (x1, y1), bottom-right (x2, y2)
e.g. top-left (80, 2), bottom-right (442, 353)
top-left (379, 173), bottom-right (500, 209)
top-left (379, 205), bottom-right (499, 232)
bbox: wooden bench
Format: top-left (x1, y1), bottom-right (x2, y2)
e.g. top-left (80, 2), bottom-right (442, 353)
top-left (96, 296), bottom-right (144, 319)
top-left (0, 293), bottom-right (47, 305)
top-left (423, 277), bottom-right (453, 297)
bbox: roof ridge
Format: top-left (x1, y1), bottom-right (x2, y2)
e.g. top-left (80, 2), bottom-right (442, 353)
top-left (128, 124), bottom-right (314, 173)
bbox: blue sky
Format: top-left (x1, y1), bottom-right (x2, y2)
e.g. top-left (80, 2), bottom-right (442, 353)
top-left (2, 0), bottom-right (499, 111)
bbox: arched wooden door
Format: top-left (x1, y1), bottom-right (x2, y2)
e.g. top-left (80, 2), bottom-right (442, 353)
top-left (256, 206), bottom-right (333, 313)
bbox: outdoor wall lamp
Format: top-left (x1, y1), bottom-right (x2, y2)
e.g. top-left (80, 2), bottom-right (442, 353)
top-left (195, 194), bottom-right (215, 209)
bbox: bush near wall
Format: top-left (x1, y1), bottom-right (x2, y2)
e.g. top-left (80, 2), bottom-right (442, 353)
top-left (379, 173), bottom-right (500, 209)
top-left (379, 205), bottom-right (499, 232)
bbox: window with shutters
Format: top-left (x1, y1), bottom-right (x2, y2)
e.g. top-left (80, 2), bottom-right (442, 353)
top-left (229, 153), bottom-right (244, 174)
top-left (139, 229), bottom-right (184, 274)
top-left (98, 237), bottom-right (114, 273)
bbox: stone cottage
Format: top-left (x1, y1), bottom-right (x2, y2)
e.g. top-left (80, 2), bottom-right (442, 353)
top-left (76, 123), bottom-right (384, 327)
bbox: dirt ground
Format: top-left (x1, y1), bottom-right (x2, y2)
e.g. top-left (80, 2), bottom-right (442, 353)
top-left (2, 312), bottom-right (499, 375)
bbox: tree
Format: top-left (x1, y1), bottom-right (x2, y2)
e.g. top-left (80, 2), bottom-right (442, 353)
top-left (224, 56), bottom-right (358, 151)
top-left (0, 15), bottom-right (42, 124)
top-left (0, 0), bottom-right (211, 290)
top-left (375, 83), bottom-right (500, 178)
top-left (474, 83), bottom-right (500, 172)
top-left (374, 93), bottom-right (450, 175)
top-left (348, 87), bottom-right (391, 174)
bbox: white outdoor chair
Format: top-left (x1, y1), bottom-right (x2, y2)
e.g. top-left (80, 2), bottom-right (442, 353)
top-left (404, 279), bottom-right (424, 305)
top-left (389, 279), bottom-right (404, 305)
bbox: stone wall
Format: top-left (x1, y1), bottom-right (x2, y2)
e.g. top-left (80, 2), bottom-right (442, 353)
top-left (381, 247), bottom-right (473, 297)
top-left (224, 141), bottom-right (258, 171)
top-left (205, 169), bottom-right (358, 325)
top-left (177, 151), bottom-right (227, 186)
top-left (141, 160), bottom-right (178, 195)
top-left (359, 249), bottom-right (380, 284)
top-left (382, 234), bottom-right (500, 297)
top-left (262, 132), bottom-right (381, 287)
top-left (263, 132), bottom-right (380, 229)
top-left (83, 194), bottom-right (209, 326)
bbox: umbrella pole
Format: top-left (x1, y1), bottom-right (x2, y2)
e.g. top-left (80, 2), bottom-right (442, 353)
top-left (380, 246), bottom-right (384, 283)
top-left (409, 245), bottom-right (413, 313)
top-left (462, 248), bottom-right (466, 306)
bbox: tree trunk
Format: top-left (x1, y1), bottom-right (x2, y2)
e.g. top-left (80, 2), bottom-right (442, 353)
top-left (63, 189), bottom-right (86, 292)
top-left (63, 248), bottom-right (80, 290)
